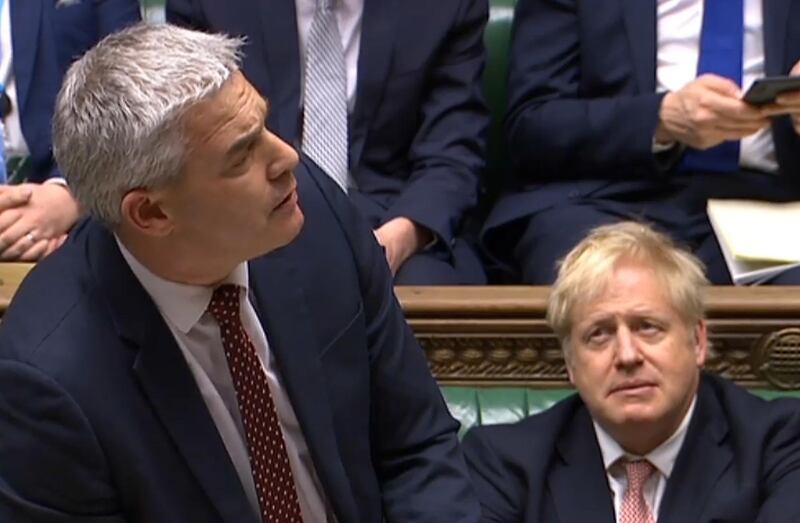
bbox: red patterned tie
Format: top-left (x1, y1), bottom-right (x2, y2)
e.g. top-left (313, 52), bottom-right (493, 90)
top-left (208, 284), bottom-right (304, 523)
top-left (619, 460), bottom-right (656, 523)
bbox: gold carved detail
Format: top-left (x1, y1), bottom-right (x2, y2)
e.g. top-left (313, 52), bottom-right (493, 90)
top-left (753, 328), bottom-right (800, 390)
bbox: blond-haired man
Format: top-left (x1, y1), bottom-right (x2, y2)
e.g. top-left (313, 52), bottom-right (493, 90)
top-left (464, 222), bottom-right (800, 523)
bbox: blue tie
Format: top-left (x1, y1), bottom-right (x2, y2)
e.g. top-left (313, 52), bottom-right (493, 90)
top-left (681, 0), bottom-right (744, 173)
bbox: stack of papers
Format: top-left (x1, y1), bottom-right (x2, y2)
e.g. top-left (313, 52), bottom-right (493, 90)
top-left (706, 199), bottom-right (800, 285)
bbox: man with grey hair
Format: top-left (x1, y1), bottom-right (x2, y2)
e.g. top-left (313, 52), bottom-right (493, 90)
top-left (463, 222), bottom-right (800, 523)
top-left (0, 23), bottom-right (481, 523)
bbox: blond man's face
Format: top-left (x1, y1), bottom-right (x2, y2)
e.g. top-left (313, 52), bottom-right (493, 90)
top-left (566, 260), bottom-right (707, 446)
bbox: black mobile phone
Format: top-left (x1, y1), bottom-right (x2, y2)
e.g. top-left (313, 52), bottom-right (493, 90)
top-left (743, 75), bottom-right (800, 105)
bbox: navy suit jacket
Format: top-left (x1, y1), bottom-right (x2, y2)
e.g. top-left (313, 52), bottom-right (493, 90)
top-left (165, 0), bottom-right (489, 251)
top-left (0, 161), bottom-right (481, 523)
top-left (483, 0), bottom-right (800, 260)
top-left (463, 374), bottom-right (800, 523)
top-left (11, 0), bottom-right (139, 182)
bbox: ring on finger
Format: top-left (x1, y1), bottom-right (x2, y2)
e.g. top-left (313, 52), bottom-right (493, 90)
top-left (26, 232), bottom-right (36, 243)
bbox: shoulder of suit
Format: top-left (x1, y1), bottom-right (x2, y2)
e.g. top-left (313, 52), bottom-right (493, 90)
top-left (463, 393), bottom-right (583, 451)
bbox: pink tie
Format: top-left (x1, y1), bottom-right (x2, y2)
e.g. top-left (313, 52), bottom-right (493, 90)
top-left (619, 460), bottom-right (656, 523)
top-left (208, 284), bottom-right (304, 523)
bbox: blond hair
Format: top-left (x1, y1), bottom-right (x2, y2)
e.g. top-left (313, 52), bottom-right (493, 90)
top-left (546, 222), bottom-right (708, 348)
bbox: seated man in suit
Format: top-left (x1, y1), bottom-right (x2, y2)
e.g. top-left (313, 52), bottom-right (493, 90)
top-left (464, 222), bottom-right (800, 523)
top-left (0, 24), bottom-right (481, 523)
top-left (482, 0), bottom-right (800, 284)
top-left (0, 0), bottom-right (139, 260)
top-left (165, 0), bottom-right (490, 284)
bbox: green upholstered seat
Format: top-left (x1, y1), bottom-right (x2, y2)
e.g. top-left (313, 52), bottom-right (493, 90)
top-left (480, 0), bottom-right (516, 207)
top-left (141, 0), bottom-right (165, 22)
top-left (442, 386), bottom-right (800, 437)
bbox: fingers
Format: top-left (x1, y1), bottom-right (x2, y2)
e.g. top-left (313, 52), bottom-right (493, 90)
top-left (695, 73), bottom-right (743, 98)
top-left (0, 230), bottom-right (41, 261)
top-left (0, 208), bottom-right (23, 250)
top-left (711, 120), bottom-right (769, 137)
top-left (16, 239), bottom-right (51, 262)
top-left (0, 186), bottom-right (32, 214)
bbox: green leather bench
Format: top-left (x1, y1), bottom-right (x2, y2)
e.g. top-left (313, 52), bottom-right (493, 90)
top-left (442, 386), bottom-right (800, 437)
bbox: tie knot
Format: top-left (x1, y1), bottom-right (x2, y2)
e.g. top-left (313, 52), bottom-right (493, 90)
top-left (318, 0), bottom-right (335, 12)
top-left (208, 284), bottom-right (241, 324)
top-left (622, 459), bottom-right (656, 493)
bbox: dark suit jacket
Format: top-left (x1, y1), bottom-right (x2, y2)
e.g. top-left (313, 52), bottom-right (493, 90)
top-left (482, 0), bottom-right (800, 262)
top-left (165, 0), bottom-right (489, 252)
top-left (12, 0), bottom-right (139, 182)
top-left (463, 373), bottom-right (800, 523)
top-left (0, 161), bottom-right (481, 523)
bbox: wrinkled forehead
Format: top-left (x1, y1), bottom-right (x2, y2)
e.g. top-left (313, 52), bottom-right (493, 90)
top-left (568, 260), bottom-right (676, 325)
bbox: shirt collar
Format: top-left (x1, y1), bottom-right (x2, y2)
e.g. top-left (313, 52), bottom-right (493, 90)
top-left (115, 236), bottom-right (249, 334)
top-left (593, 395), bottom-right (697, 479)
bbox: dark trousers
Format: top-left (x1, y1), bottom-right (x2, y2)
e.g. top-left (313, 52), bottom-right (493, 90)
top-left (515, 169), bottom-right (800, 285)
top-left (351, 192), bottom-right (486, 285)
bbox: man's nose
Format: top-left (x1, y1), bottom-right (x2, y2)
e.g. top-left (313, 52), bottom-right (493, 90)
top-left (265, 132), bottom-right (299, 180)
top-left (613, 325), bottom-right (643, 369)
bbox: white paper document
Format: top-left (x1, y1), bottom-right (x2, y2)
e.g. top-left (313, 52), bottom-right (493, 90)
top-left (706, 199), bottom-right (800, 285)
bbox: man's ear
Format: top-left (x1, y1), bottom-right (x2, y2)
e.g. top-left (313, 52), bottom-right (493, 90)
top-left (563, 341), bottom-right (576, 385)
top-left (120, 189), bottom-right (172, 237)
top-left (693, 320), bottom-right (708, 368)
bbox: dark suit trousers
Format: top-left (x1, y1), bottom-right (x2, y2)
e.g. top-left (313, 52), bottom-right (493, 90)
top-left (351, 190), bottom-right (486, 285)
top-left (515, 168), bottom-right (800, 284)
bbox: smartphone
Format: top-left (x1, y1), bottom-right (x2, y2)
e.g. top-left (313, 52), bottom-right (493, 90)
top-left (743, 75), bottom-right (800, 105)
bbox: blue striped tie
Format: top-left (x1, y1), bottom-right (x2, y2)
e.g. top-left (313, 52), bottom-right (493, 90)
top-left (681, 0), bottom-right (744, 173)
top-left (302, 0), bottom-right (350, 192)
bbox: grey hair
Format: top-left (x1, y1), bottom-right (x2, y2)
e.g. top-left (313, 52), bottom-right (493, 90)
top-left (53, 23), bottom-right (244, 227)
top-left (546, 221), bottom-right (709, 354)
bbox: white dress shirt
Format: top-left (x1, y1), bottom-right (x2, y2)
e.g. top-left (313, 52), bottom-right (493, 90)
top-left (295, 0), bottom-right (363, 111)
top-left (594, 397), bottom-right (697, 523)
top-left (117, 239), bottom-right (331, 522)
top-left (0, 0), bottom-right (30, 159)
top-left (656, 0), bottom-right (778, 172)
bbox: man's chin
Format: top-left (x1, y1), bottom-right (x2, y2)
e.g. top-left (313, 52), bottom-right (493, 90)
top-left (258, 209), bottom-right (305, 256)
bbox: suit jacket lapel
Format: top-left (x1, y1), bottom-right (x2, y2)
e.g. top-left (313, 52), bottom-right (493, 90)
top-left (255, 0), bottom-right (301, 142)
top-left (763, 0), bottom-right (793, 75)
top-left (349, 0), bottom-right (397, 169)
top-left (548, 407), bottom-right (616, 523)
top-left (89, 226), bottom-right (258, 523)
top-left (10, 0), bottom-right (47, 115)
top-left (249, 250), bottom-right (360, 523)
top-left (658, 378), bottom-right (733, 523)
top-left (621, 0), bottom-right (657, 93)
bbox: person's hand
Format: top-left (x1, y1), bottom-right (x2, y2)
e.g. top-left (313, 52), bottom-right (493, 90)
top-left (0, 183), bottom-right (79, 261)
top-left (655, 74), bottom-right (770, 150)
top-left (373, 217), bottom-right (432, 276)
top-left (760, 61), bottom-right (800, 135)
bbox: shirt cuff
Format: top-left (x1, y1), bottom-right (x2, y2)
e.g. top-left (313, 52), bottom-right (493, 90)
top-left (43, 177), bottom-right (69, 188)
top-left (652, 138), bottom-right (678, 153)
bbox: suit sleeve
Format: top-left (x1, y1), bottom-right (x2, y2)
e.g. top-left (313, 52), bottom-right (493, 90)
top-left (462, 428), bottom-right (524, 523)
top-left (316, 168), bottom-right (481, 522)
top-left (506, 0), bottom-right (667, 182)
top-left (755, 400), bottom-right (800, 523)
top-left (0, 361), bottom-right (123, 523)
top-left (382, 0), bottom-right (489, 248)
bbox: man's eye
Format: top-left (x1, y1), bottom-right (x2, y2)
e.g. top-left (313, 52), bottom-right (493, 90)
top-left (585, 328), bottom-right (610, 344)
top-left (231, 142), bottom-right (258, 169)
top-left (637, 320), bottom-right (662, 335)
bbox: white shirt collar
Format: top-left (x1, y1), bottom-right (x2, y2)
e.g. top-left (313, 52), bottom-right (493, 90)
top-left (115, 236), bottom-right (249, 334)
top-left (593, 395), bottom-right (697, 479)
